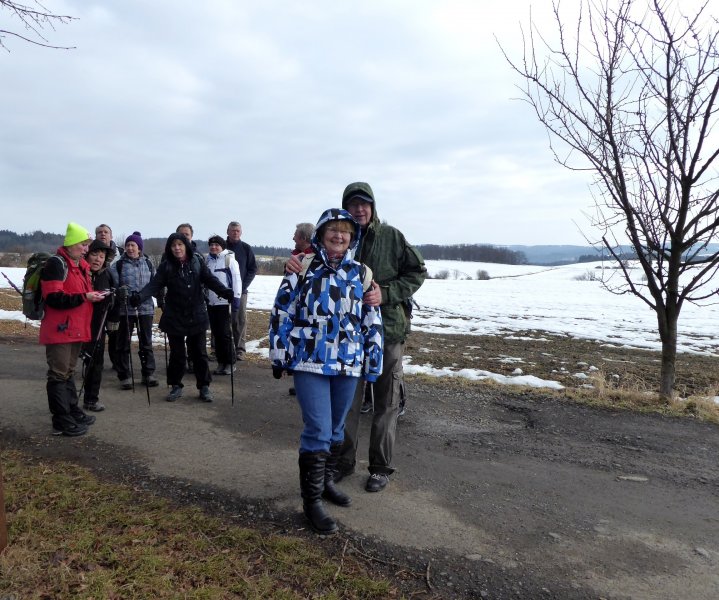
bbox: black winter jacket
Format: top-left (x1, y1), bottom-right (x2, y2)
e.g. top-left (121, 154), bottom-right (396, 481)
top-left (137, 253), bottom-right (231, 337)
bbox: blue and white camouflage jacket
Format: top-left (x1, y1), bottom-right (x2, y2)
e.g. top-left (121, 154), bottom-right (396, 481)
top-left (269, 208), bottom-right (383, 381)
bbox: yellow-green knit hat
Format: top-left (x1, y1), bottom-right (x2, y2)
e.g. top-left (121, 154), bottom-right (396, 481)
top-left (63, 222), bottom-right (92, 247)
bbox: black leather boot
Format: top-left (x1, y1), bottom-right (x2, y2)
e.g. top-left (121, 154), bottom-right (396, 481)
top-left (322, 443), bottom-right (352, 507)
top-left (298, 452), bottom-right (338, 535)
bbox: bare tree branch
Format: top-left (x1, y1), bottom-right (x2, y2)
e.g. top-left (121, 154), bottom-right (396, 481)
top-left (500, 0), bottom-right (719, 398)
top-left (0, 0), bottom-right (76, 51)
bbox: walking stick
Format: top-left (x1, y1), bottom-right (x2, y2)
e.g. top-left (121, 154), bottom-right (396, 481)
top-left (134, 307), bottom-right (152, 407)
top-left (79, 295), bottom-right (113, 396)
top-left (228, 304), bottom-right (235, 406)
top-left (123, 298), bottom-right (135, 392)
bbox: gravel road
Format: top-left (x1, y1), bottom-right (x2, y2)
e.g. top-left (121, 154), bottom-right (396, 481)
top-left (1, 336), bottom-right (718, 599)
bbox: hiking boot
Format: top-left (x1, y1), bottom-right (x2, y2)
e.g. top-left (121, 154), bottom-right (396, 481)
top-left (120, 379), bottom-right (132, 390)
top-left (213, 364), bottom-right (234, 376)
top-left (142, 375), bottom-right (159, 387)
top-left (360, 398), bottom-right (373, 414)
top-left (75, 413), bottom-right (96, 426)
top-left (52, 422), bottom-right (88, 437)
top-left (365, 473), bottom-right (390, 493)
top-left (199, 385), bottom-right (213, 402)
top-left (166, 385), bottom-right (183, 402)
top-left (83, 402), bottom-right (106, 412)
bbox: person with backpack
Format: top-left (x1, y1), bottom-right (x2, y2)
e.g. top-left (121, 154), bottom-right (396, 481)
top-left (269, 208), bottom-right (383, 535)
top-left (40, 222), bottom-right (107, 437)
top-left (205, 235), bottom-right (241, 376)
top-left (128, 232), bottom-right (234, 402)
top-left (110, 232), bottom-right (159, 390)
top-left (80, 239), bottom-right (115, 412)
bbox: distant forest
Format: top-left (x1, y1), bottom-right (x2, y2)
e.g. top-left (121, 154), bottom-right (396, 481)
top-left (0, 230), bottom-right (528, 266)
top-left (415, 244), bottom-right (527, 265)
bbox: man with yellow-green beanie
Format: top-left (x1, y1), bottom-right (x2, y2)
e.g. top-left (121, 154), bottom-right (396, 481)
top-left (40, 222), bottom-right (108, 436)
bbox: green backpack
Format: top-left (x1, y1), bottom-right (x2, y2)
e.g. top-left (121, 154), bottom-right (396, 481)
top-left (22, 253), bottom-right (67, 320)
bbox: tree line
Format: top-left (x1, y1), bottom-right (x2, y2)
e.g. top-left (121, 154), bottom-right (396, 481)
top-left (415, 244), bottom-right (527, 265)
top-left (0, 231), bottom-right (528, 266)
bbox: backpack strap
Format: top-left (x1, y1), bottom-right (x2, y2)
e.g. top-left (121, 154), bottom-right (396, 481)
top-left (360, 264), bottom-right (373, 292)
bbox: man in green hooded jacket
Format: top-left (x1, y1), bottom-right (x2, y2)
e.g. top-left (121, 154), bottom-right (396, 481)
top-left (289, 182), bottom-right (426, 492)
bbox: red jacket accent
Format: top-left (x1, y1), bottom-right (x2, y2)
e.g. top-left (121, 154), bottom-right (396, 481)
top-left (39, 247), bottom-right (93, 345)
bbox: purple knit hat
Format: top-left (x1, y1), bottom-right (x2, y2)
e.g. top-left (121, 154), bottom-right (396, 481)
top-left (125, 231), bottom-right (144, 252)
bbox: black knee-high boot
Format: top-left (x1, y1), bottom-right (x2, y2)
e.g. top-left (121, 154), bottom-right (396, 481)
top-left (299, 452), bottom-right (338, 535)
top-left (66, 379), bottom-right (95, 426)
top-left (47, 380), bottom-right (87, 435)
top-left (322, 443), bottom-right (352, 507)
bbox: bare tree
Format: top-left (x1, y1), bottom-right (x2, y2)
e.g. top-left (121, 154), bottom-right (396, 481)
top-left (502, 0), bottom-right (719, 399)
top-left (0, 0), bottom-right (76, 50)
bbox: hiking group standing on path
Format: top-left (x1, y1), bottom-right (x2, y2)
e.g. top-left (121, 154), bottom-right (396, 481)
top-left (29, 181), bottom-right (426, 533)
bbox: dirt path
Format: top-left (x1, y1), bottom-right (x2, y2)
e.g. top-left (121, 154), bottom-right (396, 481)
top-left (1, 337), bottom-right (718, 599)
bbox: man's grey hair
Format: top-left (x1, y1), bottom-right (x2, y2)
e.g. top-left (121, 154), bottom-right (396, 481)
top-left (295, 222), bottom-right (314, 242)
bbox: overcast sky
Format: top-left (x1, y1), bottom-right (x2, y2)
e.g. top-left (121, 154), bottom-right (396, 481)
top-left (1, 0), bottom-right (600, 247)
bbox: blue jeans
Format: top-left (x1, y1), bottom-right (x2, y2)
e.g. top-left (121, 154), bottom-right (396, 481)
top-left (293, 372), bottom-right (360, 454)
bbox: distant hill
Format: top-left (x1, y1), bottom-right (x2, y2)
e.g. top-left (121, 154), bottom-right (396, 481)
top-left (505, 245), bottom-right (609, 265)
top-left (506, 243), bottom-right (719, 265)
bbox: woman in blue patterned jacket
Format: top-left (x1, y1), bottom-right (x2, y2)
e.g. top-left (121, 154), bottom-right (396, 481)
top-left (269, 208), bottom-right (383, 535)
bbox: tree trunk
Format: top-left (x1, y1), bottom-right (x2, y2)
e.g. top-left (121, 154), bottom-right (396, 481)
top-left (0, 458), bottom-right (7, 553)
top-left (658, 311), bottom-right (678, 401)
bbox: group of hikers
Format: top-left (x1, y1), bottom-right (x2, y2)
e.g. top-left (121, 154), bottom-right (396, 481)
top-left (36, 181), bottom-right (427, 534)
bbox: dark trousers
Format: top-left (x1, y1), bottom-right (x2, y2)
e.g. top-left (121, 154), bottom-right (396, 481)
top-left (208, 305), bottom-right (235, 365)
top-left (339, 341), bottom-right (404, 476)
top-left (116, 314), bottom-right (155, 380)
top-left (81, 334), bottom-right (105, 405)
top-left (45, 342), bottom-right (84, 430)
top-left (107, 329), bottom-right (119, 370)
top-left (231, 292), bottom-right (248, 355)
top-left (167, 331), bottom-right (211, 389)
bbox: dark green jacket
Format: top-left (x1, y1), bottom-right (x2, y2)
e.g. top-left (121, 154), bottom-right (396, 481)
top-left (345, 197), bottom-right (426, 344)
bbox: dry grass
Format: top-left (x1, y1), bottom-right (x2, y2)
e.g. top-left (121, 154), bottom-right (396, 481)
top-left (0, 450), bottom-right (399, 599)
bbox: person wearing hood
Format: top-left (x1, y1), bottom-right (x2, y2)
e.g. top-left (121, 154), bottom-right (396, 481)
top-left (129, 233), bottom-right (234, 402)
top-left (269, 208), bottom-right (383, 535)
top-left (287, 182), bottom-right (426, 494)
top-left (40, 222), bottom-right (108, 436)
top-left (80, 239), bottom-right (115, 412)
top-left (205, 235), bottom-right (242, 375)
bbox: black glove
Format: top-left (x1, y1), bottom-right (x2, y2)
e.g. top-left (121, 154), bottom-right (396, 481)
top-left (272, 366), bottom-right (284, 380)
top-left (116, 286), bottom-right (129, 302)
top-left (220, 288), bottom-right (234, 302)
top-left (129, 292), bottom-right (141, 308)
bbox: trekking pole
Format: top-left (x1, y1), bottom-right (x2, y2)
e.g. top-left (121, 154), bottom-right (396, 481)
top-left (124, 298), bottom-right (135, 392)
top-left (79, 295), bottom-right (113, 396)
top-left (228, 304), bottom-right (235, 406)
top-left (1, 272), bottom-right (21, 295)
top-left (134, 306), bottom-right (152, 407)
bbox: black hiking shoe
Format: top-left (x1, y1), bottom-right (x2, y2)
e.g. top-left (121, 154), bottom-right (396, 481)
top-left (166, 385), bottom-right (183, 402)
top-left (199, 385), bottom-right (213, 402)
top-left (52, 422), bottom-right (88, 437)
top-left (142, 375), bottom-right (159, 387)
top-left (365, 473), bottom-right (390, 493)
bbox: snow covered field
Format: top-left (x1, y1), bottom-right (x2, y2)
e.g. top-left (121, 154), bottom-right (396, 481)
top-left (3, 260), bottom-right (718, 390)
